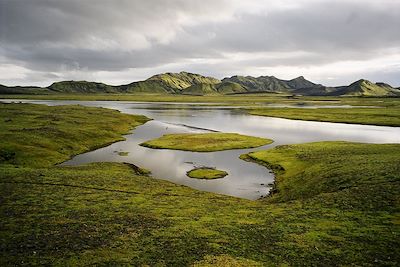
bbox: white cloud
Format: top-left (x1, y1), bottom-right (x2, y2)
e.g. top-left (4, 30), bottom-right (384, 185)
top-left (0, 0), bottom-right (399, 86)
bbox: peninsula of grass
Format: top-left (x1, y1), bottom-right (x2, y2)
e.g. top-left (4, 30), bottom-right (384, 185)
top-left (241, 141), bottom-right (400, 202)
top-left (187, 167), bottom-right (228, 179)
top-left (140, 132), bottom-right (272, 152)
top-left (1, 103), bottom-right (399, 266)
top-left (0, 103), bottom-right (150, 167)
top-left (247, 107), bottom-right (400, 126)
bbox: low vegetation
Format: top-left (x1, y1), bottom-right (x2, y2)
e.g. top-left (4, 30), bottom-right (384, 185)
top-left (0, 103), bottom-right (149, 167)
top-left (248, 106), bottom-right (400, 126)
top-left (140, 133), bottom-right (273, 152)
top-left (187, 167), bottom-right (228, 179)
top-left (0, 104), bottom-right (399, 266)
top-left (241, 141), bottom-right (400, 202)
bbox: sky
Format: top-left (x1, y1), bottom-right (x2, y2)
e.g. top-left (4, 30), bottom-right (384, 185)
top-left (1, 0), bottom-right (400, 87)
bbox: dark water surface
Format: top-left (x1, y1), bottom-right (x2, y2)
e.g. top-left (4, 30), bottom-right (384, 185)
top-left (3, 99), bottom-right (399, 199)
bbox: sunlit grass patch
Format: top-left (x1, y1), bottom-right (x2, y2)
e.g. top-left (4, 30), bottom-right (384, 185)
top-left (140, 132), bottom-right (273, 152)
top-left (187, 167), bottom-right (228, 179)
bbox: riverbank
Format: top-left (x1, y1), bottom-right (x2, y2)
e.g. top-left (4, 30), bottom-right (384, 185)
top-left (247, 107), bottom-right (400, 127)
top-left (1, 104), bottom-right (399, 266)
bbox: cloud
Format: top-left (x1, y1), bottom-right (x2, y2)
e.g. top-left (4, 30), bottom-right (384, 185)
top-left (0, 0), bottom-right (399, 86)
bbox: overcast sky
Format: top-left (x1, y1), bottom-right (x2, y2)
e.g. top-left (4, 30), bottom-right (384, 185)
top-left (1, 0), bottom-right (399, 86)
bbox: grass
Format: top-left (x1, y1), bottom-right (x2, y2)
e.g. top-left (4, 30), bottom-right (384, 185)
top-left (248, 107), bottom-right (400, 126)
top-left (0, 103), bottom-right (150, 167)
top-left (140, 133), bottom-right (273, 152)
top-left (117, 151), bottom-right (129, 156)
top-left (0, 103), bottom-right (399, 266)
top-left (241, 142), bottom-right (400, 202)
top-left (187, 167), bottom-right (228, 179)
top-left (2, 93), bottom-right (400, 106)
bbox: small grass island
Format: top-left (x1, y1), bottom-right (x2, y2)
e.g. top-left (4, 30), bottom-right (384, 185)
top-left (140, 132), bottom-right (273, 152)
top-left (187, 167), bottom-right (228, 179)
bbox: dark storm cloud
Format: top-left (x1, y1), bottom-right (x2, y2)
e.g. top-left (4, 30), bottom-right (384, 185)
top-left (0, 0), bottom-right (399, 85)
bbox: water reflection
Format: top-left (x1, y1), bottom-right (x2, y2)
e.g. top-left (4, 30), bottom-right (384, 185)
top-left (2, 99), bottom-right (399, 199)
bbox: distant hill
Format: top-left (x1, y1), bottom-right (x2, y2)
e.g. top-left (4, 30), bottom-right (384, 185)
top-left (222, 75), bottom-right (324, 94)
top-left (331, 79), bottom-right (400, 96)
top-left (48, 81), bottom-right (118, 93)
top-left (0, 84), bottom-right (51, 94)
top-left (122, 72), bottom-right (221, 94)
top-left (1, 72), bottom-right (399, 97)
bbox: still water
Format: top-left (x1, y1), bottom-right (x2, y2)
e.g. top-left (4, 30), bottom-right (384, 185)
top-left (3, 100), bottom-right (400, 199)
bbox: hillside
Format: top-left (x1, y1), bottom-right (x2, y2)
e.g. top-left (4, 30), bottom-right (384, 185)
top-left (222, 75), bottom-right (290, 92)
top-left (1, 72), bottom-right (399, 96)
top-left (122, 71), bottom-right (221, 94)
top-left (48, 81), bottom-right (118, 93)
top-left (0, 84), bottom-right (51, 95)
top-left (332, 79), bottom-right (400, 96)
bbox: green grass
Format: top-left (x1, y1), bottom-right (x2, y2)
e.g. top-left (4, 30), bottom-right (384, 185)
top-left (117, 151), bottom-right (129, 156)
top-left (0, 104), bottom-right (399, 266)
top-left (241, 142), bottom-right (400, 203)
top-left (140, 133), bottom-right (273, 152)
top-left (187, 167), bottom-right (228, 179)
top-left (0, 103), bottom-right (150, 167)
top-left (248, 107), bottom-right (400, 126)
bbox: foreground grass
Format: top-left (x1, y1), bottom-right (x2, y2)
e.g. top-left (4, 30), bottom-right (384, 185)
top-left (248, 107), bottom-right (400, 126)
top-left (187, 167), bottom-right (228, 179)
top-left (140, 133), bottom-right (273, 152)
top-left (242, 142), bottom-right (400, 202)
top-left (0, 103), bottom-right (149, 167)
top-left (1, 104), bottom-right (399, 266)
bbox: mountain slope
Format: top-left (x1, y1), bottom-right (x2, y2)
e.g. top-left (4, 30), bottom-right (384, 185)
top-left (332, 79), bottom-right (400, 96)
top-left (182, 83), bottom-right (220, 95)
top-left (222, 75), bottom-right (290, 92)
top-left (48, 81), bottom-right (118, 93)
top-left (1, 72), bottom-right (399, 97)
top-left (122, 71), bottom-right (221, 94)
top-left (0, 84), bottom-right (51, 94)
top-left (222, 75), bottom-right (325, 94)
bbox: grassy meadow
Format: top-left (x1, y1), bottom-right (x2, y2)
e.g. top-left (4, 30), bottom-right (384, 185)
top-left (140, 133), bottom-right (273, 152)
top-left (186, 167), bottom-right (228, 179)
top-left (0, 102), bottom-right (399, 266)
top-left (248, 107), bottom-right (400, 127)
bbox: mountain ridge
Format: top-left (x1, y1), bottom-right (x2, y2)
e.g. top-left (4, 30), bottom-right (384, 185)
top-left (1, 72), bottom-right (399, 97)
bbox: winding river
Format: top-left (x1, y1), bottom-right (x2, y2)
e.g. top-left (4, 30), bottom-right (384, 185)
top-left (3, 100), bottom-right (400, 200)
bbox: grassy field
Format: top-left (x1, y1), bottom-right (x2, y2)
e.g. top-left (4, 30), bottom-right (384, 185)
top-left (0, 103), bottom-right (149, 167)
top-left (140, 133), bottom-right (273, 152)
top-left (187, 167), bottom-right (228, 179)
top-left (1, 104), bottom-right (399, 266)
top-left (248, 107), bottom-right (400, 127)
top-left (241, 142), bottom-right (400, 202)
top-left (2, 93), bottom-right (399, 106)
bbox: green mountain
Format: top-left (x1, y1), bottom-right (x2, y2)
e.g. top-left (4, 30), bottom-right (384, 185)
top-left (182, 83), bottom-right (220, 95)
top-left (122, 72), bottom-right (221, 94)
top-left (0, 84), bottom-right (51, 94)
top-left (222, 75), bottom-right (290, 92)
top-left (216, 81), bottom-right (247, 94)
top-left (48, 81), bottom-right (118, 93)
top-left (222, 75), bottom-right (323, 94)
top-left (332, 79), bottom-right (400, 96)
top-left (1, 72), bottom-right (399, 97)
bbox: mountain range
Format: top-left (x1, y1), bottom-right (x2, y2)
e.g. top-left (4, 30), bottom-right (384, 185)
top-left (1, 71), bottom-right (399, 97)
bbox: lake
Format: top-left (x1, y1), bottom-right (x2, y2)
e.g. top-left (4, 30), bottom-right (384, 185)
top-left (3, 99), bottom-right (400, 199)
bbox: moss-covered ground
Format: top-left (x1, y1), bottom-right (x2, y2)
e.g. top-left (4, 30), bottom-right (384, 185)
top-left (1, 103), bottom-right (399, 266)
top-left (0, 103), bottom-right (149, 167)
top-left (248, 107), bottom-right (400, 126)
top-left (140, 133), bottom-right (272, 152)
top-left (187, 167), bottom-right (228, 179)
